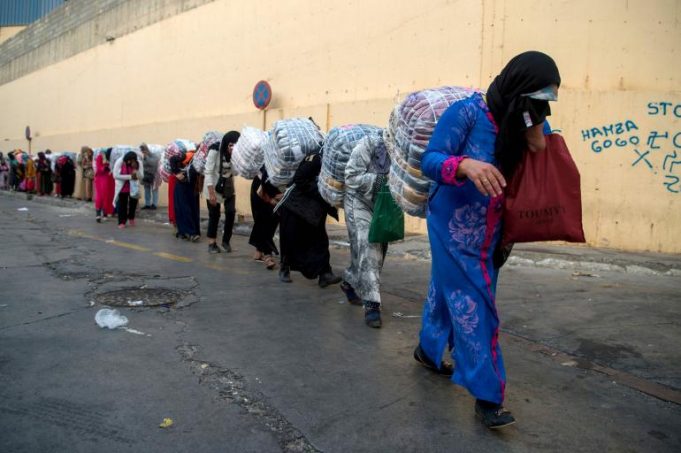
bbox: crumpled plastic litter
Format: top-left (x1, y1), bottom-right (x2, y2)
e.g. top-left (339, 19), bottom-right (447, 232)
top-left (95, 308), bottom-right (129, 329)
top-left (159, 418), bottom-right (174, 428)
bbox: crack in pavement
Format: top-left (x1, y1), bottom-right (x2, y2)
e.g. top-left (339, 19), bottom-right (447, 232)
top-left (0, 308), bottom-right (87, 331)
top-left (176, 344), bottom-right (322, 453)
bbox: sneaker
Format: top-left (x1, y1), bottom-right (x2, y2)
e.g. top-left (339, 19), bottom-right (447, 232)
top-left (128, 219), bottom-right (136, 227)
top-left (413, 344), bottom-right (454, 376)
top-left (118, 224), bottom-right (125, 229)
top-left (96, 216), bottom-right (101, 223)
top-left (475, 400), bottom-right (516, 429)
top-left (364, 301), bottom-right (382, 328)
top-left (208, 243), bottom-right (221, 254)
top-left (279, 266), bottom-right (292, 283)
top-left (141, 206), bottom-right (150, 210)
top-left (318, 272), bottom-right (342, 288)
top-left (340, 281), bottom-right (362, 305)
top-left (190, 235), bottom-right (201, 242)
top-left (221, 241), bottom-right (232, 253)
top-left (151, 205), bottom-right (157, 210)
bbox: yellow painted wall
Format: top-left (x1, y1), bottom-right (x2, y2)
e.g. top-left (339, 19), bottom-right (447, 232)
top-left (0, 26), bottom-right (24, 45)
top-left (0, 0), bottom-right (679, 252)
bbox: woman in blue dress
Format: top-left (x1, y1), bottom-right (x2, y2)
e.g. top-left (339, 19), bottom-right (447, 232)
top-left (413, 51), bottom-right (561, 429)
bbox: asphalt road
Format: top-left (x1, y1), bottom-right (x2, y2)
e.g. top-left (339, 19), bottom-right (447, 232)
top-left (1, 195), bottom-right (680, 452)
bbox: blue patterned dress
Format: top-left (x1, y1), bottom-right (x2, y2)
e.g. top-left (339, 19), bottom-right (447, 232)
top-left (419, 92), bottom-right (507, 404)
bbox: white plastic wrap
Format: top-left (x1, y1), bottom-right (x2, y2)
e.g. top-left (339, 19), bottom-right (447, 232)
top-left (192, 131), bottom-right (223, 175)
top-left (160, 139), bottom-right (196, 183)
top-left (232, 126), bottom-right (268, 179)
top-left (264, 118), bottom-right (325, 188)
top-left (385, 86), bottom-right (477, 217)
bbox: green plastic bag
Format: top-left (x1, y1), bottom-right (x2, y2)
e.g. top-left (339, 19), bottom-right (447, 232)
top-left (368, 181), bottom-right (405, 243)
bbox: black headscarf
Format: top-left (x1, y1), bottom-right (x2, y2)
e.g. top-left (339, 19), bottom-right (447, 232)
top-left (104, 148), bottom-right (113, 162)
top-left (487, 51), bottom-right (561, 177)
top-left (123, 151), bottom-right (138, 165)
top-left (220, 131), bottom-right (241, 161)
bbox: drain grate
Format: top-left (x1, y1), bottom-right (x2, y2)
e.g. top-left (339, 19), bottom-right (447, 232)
top-left (94, 288), bottom-right (185, 307)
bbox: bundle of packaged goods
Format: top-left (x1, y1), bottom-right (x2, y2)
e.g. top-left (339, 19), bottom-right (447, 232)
top-left (318, 124), bottom-right (383, 207)
top-left (384, 86), bottom-right (476, 217)
top-left (263, 118), bottom-right (325, 188)
top-left (192, 131), bottom-right (223, 174)
top-left (160, 139), bottom-right (196, 182)
top-left (231, 127), bottom-right (268, 179)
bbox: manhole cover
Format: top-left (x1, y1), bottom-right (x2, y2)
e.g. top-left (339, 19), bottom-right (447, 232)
top-left (95, 288), bottom-right (184, 307)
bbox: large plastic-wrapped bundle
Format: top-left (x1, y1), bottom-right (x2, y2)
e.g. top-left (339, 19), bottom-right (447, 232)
top-left (192, 131), bottom-right (223, 174)
top-left (232, 127), bottom-right (268, 179)
top-left (146, 144), bottom-right (164, 157)
top-left (109, 145), bottom-right (140, 165)
top-left (160, 139), bottom-right (195, 182)
top-left (318, 124), bottom-right (383, 207)
top-left (264, 118), bottom-right (325, 187)
top-left (51, 151), bottom-right (77, 171)
top-left (385, 86), bottom-right (477, 217)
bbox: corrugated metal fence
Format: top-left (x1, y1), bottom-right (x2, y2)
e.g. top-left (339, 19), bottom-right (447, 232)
top-left (0, 0), bottom-right (65, 26)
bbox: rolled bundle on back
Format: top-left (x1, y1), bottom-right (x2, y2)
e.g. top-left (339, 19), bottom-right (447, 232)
top-left (192, 131), bottom-right (223, 175)
top-left (110, 145), bottom-right (139, 165)
top-left (385, 86), bottom-right (477, 217)
top-left (318, 124), bottom-right (383, 207)
top-left (160, 139), bottom-right (196, 182)
top-left (232, 127), bottom-right (268, 179)
top-left (264, 118), bottom-right (325, 188)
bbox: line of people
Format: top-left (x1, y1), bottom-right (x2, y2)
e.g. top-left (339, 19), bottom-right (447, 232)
top-left (5, 51), bottom-right (562, 430)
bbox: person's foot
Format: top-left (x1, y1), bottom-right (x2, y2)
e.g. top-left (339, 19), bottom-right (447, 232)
top-left (151, 205), bottom-right (157, 210)
top-left (264, 255), bottom-right (277, 270)
top-left (141, 205), bottom-right (150, 210)
top-left (475, 400), bottom-right (516, 429)
top-left (118, 224), bottom-right (125, 229)
top-left (364, 301), bottom-right (382, 328)
top-left (96, 215), bottom-right (101, 223)
top-left (340, 281), bottom-right (362, 305)
top-left (221, 241), bottom-right (232, 252)
top-left (208, 243), bottom-right (221, 254)
top-left (190, 235), bottom-right (201, 242)
top-left (279, 266), bottom-right (292, 283)
top-left (413, 344), bottom-right (454, 376)
top-left (128, 219), bottom-right (136, 227)
top-left (318, 271), bottom-right (342, 288)
top-left (253, 251), bottom-right (264, 261)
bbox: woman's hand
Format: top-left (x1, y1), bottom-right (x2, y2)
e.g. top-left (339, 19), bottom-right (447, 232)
top-left (176, 173), bottom-right (185, 181)
top-left (208, 187), bottom-right (217, 206)
top-left (131, 171), bottom-right (138, 180)
top-left (457, 158), bottom-right (506, 197)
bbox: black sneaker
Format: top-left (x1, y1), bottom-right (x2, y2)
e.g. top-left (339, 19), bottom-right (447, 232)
top-left (141, 205), bottom-right (150, 210)
top-left (475, 400), bottom-right (516, 429)
top-left (318, 272), bottom-right (342, 288)
top-left (208, 243), bottom-right (221, 254)
top-left (151, 205), bottom-right (158, 210)
top-left (279, 266), bottom-right (292, 283)
top-left (413, 344), bottom-right (454, 377)
top-left (340, 281), bottom-right (362, 305)
top-left (364, 301), bottom-right (382, 328)
top-left (221, 241), bottom-right (232, 253)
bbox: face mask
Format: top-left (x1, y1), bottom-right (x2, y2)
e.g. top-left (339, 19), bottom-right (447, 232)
top-left (517, 98), bottom-right (550, 129)
top-left (522, 85), bottom-right (558, 101)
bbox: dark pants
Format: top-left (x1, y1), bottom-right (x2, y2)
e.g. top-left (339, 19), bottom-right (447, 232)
top-left (117, 193), bottom-right (138, 225)
top-left (206, 196), bottom-right (235, 244)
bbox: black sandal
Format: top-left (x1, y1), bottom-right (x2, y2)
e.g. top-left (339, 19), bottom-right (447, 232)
top-left (413, 344), bottom-right (454, 376)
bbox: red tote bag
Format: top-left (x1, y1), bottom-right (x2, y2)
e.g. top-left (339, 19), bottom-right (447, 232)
top-left (501, 133), bottom-right (586, 246)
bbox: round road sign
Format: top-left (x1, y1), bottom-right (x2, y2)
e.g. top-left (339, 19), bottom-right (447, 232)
top-left (253, 80), bottom-right (272, 110)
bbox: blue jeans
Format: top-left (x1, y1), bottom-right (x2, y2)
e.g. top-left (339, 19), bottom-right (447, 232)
top-left (144, 184), bottom-right (159, 207)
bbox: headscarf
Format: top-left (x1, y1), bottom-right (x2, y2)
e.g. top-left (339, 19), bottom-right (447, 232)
top-left (104, 148), bottom-right (112, 162)
top-left (123, 151), bottom-right (138, 165)
top-left (220, 131), bottom-right (241, 161)
top-left (486, 51), bottom-right (561, 176)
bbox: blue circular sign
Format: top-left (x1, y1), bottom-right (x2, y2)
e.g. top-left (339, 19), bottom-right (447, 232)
top-left (253, 80), bottom-right (272, 110)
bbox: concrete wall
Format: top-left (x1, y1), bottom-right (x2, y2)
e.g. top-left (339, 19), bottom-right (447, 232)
top-left (0, 0), bottom-right (679, 253)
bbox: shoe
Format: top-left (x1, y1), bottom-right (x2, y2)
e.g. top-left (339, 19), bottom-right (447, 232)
top-left (208, 243), bottom-right (221, 254)
top-left (340, 281), bottom-right (362, 305)
top-left (475, 400), bottom-right (516, 429)
top-left (318, 272), bottom-right (342, 288)
top-left (118, 224), bottom-right (125, 229)
top-left (279, 266), bottom-right (292, 283)
top-left (128, 219), bottom-right (136, 227)
top-left (221, 242), bottom-right (232, 253)
top-left (141, 206), bottom-right (150, 210)
top-left (190, 235), bottom-right (201, 242)
top-left (151, 205), bottom-right (157, 210)
top-left (413, 344), bottom-right (454, 376)
top-left (364, 301), bottom-right (382, 328)
top-left (96, 215), bottom-right (101, 223)
top-left (176, 232), bottom-right (189, 240)
top-left (264, 255), bottom-right (277, 270)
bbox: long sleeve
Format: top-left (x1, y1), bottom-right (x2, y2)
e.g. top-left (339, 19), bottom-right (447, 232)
top-left (345, 138), bottom-right (377, 198)
top-left (204, 149), bottom-right (219, 188)
top-left (421, 100), bottom-right (476, 185)
top-left (113, 159), bottom-right (131, 181)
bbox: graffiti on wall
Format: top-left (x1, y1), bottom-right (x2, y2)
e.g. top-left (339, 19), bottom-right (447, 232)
top-left (581, 101), bottom-right (681, 194)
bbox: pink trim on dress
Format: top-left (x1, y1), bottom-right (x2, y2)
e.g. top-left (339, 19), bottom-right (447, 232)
top-left (441, 155), bottom-right (468, 186)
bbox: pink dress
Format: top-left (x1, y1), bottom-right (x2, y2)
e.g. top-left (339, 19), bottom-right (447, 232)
top-left (94, 153), bottom-right (115, 215)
